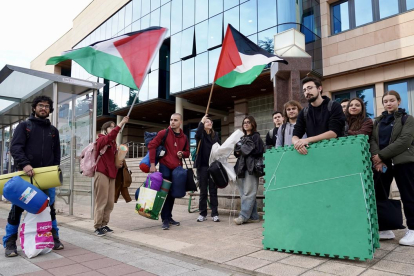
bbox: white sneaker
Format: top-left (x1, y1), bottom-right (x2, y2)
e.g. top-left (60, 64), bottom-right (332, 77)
top-left (399, 230), bottom-right (414, 246)
top-left (379, 230), bottom-right (395, 240)
top-left (213, 216), bottom-right (220, 222)
top-left (197, 215), bottom-right (207, 222)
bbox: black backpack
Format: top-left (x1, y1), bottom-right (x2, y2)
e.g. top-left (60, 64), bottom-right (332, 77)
top-left (208, 160), bottom-right (229, 189)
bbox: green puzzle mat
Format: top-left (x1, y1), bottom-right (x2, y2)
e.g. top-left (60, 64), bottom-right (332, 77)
top-left (263, 135), bottom-right (379, 260)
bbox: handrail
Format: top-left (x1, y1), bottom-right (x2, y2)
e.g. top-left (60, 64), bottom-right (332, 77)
top-left (121, 141), bottom-right (146, 158)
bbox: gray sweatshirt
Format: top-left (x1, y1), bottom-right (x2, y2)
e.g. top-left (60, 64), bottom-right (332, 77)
top-left (275, 122), bottom-right (307, 147)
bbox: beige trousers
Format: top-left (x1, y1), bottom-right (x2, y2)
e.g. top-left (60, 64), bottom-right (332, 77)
top-left (94, 172), bottom-right (115, 229)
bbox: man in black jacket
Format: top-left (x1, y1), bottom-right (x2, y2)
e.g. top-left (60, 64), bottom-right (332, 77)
top-left (292, 77), bottom-right (345, 155)
top-left (265, 111), bottom-right (284, 148)
top-left (3, 96), bottom-right (63, 257)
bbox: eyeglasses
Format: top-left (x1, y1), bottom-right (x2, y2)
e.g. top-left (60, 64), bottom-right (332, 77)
top-left (303, 86), bottom-right (316, 93)
top-left (37, 104), bottom-right (50, 110)
top-left (243, 121), bottom-right (251, 125)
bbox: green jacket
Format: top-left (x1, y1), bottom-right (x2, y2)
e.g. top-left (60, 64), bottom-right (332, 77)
top-left (369, 109), bottom-right (414, 165)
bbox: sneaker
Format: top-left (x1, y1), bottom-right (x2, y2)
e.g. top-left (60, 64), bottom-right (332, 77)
top-left (5, 234), bottom-right (18, 257)
top-left (234, 216), bottom-right (244, 225)
top-left (94, 228), bottom-right (106, 237)
top-left (213, 216), bottom-right (220, 222)
top-left (162, 220), bottom-right (170, 230)
top-left (51, 229), bottom-right (64, 250)
top-left (169, 218), bottom-right (180, 226)
top-left (102, 226), bottom-right (114, 234)
top-left (399, 230), bottom-right (414, 246)
top-left (379, 230), bottom-right (395, 240)
top-left (247, 218), bottom-right (260, 223)
top-left (197, 215), bottom-right (207, 222)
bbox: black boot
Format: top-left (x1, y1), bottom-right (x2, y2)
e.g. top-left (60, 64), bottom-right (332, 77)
top-left (51, 229), bottom-right (64, 250)
top-left (5, 234), bottom-right (18, 257)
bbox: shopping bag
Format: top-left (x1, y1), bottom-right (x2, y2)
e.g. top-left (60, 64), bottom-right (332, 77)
top-left (135, 187), bottom-right (167, 220)
top-left (19, 207), bottom-right (54, 259)
top-left (183, 159), bottom-right (197, 192)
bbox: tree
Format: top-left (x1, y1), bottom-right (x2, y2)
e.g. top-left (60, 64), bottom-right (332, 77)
top-left (258, 37), bottom-right (274, 54)
top-left (97, 92), bottom-right (119, 116)
top-left (126, 89), bottom-right (139, 106)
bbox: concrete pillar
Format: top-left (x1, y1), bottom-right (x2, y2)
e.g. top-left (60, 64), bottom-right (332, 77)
top-left (116, 115), bottom-right (123, 146)
top-left (176, 97), bottom-right (184, 128)
top-left (234, 99), bottom-right (248, 130)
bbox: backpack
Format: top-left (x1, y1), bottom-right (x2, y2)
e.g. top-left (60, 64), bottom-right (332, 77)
top-left (144, 128), bottom-right (170, 161)
top-left (208, 160), bottom-right (229, 189)
top-left (80, 142), bottom-right (110, 177)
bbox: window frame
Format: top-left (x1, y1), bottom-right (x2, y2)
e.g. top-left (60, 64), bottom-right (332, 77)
top-left (385, 78), bottom-right (414, 114)
top-left (332, 85), bottom-right (377, 118)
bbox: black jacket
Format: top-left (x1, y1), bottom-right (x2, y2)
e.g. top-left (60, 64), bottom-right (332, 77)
top-left (194, 122), bottom-right (220, 169)
top-left (293, 96), bottom-right (345, 138)
top-left (234, 132), bottom-right (264, 178)
top-left (265, 127), bottom-right (279, 147)
top-left (10, 115), bottom-right (61, 170)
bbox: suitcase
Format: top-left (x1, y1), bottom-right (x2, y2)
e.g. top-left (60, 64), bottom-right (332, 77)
top-left (208, 161), bottom-right (229, 189)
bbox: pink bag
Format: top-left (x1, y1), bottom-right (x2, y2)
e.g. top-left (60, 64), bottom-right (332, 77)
top-left (80, 142), bottom-right (109, 177)
top-left (20, 207), bottom-right (54, 258)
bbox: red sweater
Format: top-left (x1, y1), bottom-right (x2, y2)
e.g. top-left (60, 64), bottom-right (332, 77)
top-left (148, 127), bottom-right (190, 170)
top-left (95, 126), bottom-right (120, 179)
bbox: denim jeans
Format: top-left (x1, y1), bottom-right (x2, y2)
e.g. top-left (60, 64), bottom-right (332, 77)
top-left (159, 163), bottom-right (176, 221)
top-left (237, 171), bottom-right (259, 221)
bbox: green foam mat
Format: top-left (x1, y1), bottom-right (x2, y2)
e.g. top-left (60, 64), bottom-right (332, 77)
top-left (263, 135), bottom-right (379, 260)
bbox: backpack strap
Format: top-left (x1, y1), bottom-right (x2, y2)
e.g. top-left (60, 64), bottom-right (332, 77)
top-left (161, 128), bottom-right (169, 146)
top-left (281, 123), bottom-right (287, 147)
top-left (303, 106), bottom-right (309, 125)
top-left (25, 120), bottom-right (32, 139)
top-left (269, 129), bottom-right (273, 138)
top-left (402, 114), bottom-right (408, 125)
top-left (327, 100), bottom-right (334, 112)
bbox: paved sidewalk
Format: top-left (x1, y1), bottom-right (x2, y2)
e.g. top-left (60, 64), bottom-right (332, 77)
top-left (1, 200), bottom-right (414, 276)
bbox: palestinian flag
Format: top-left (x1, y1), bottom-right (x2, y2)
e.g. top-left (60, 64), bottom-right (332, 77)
top-left (46, 27), bottom-right (167, 90)
top-left (214, 24), bottom-right (287, 88)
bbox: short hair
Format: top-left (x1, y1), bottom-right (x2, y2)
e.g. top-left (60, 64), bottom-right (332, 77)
top-left (242, 115), bottom-right (257, 135)
top-left (31, 95), bottom-right (54, 114)
top-left (301, 77), bottom-right (322, 88)
top-left (283, 100), bottom-right (303, 119)
top-left (101, 121), bottom-right (115, 134)
top-left (382, 90), bottom-right (401, 103)
top-left (272, 111), bottom-right (283, 117)
top-left (171, 113), bottom-right (182, 120)
top-left (340, 98), bottom-right (350, 104)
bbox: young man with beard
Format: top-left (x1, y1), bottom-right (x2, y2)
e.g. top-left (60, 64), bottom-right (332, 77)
top-left (276, 100), bottom-right (305, 147)
top-left (148, 113), bottom-right (190, 230)
top-left (292, 77), bottom-right (345, 155)
top-left (266, 111), bottom-right (284, 148)
top-left (3, 96), bottom-right (63, 257)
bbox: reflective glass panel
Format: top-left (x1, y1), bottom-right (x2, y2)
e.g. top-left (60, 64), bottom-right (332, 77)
top-left (170, 62), bottom-right (182, 93)
top-left (151, 8), bottom-right (160, 26)
top-left (125, 24), bottom-right (132, 33)
top-left (182, 58), bottom-right (195, 90)
top-left (149, 71), bottom-right (159, 99)
top-left (161, 2), bottom-right (171, 36)
top-left (133, 0), bottom-right (141, 21)
top-left (208, 14), bottom-right (223, 49)
top-left (0, 130), bottom-right (2, 174)
top-left (247, 33), bottom-right (257, 44)
top-left (100, 22), bottom-right (107, 40)
top-left (152, 51), bottom-right (160, 71)
top-left (161, 0), bottom-right (170, 4)
top-left (387, 81), bottom-right (410, 114)
top-left (140, 77), bottom-right (149, 101)
top-left (408, 0), bottom-right (414, 10)
top-left (195, 0), bottom-right (208, 23)
top-left (152, 0), bottom-right (160, 10)
top-left (106, 17), bottom-right (113, 38)
top-left (258, 27), bottom-right (276, 53)
top-left (112, 12), bottom-right (118, 37)
top-left (183, 0), bottom-right (195, 29)
top-left (355, 0), bottom-right (373, 27)
top-left (277, 0), bottom-right (296, 32)
top-left (379, 0), bottom-right (399, 19)
top-left (181, 27), bottom-right (195, 58)
top-left (195, 21), bottom-right (208, 53)
top-left (132, 19), bottom-right (141, 31)
top-left (195, 52), bottom-right (208, 87)
top-left (224, 0), bottom-right (238, 10)
top-left (209, 0), bottom-right (223, 17)
top-left (171, 0), bottom-right (183, 35)
top-left (3, 127), bottom-right (10, 174)
top-left (356, 88), bottom-right (375, 118)
top-left (332, 1), bottom-right (349, 34)
top-left (240, 0), bottom-right (257, 36)
top-left (141, 14), bottom-right (150, 29)
top-left (118, 7), bottom-right (125, 33)
top-left (208, 47), bottom-right (221, 83)
top-left (224, 6), bottom-right (239, 35)
top-left (171, 33), bottom-right (182, 63)
top-left (258, 0), bottom-right (276, 32)
top-left (142, 0), bottom-right (150, 15)
top-left (125, 2), bottom-right (133, 27)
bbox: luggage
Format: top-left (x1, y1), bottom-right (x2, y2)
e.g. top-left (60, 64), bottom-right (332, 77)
top-left (208, 160), bottom-right (229, 189)
top-left (144, 172), bottom-right (163, 191)
top-left (136, 177), bottom-right (167, 220)
top-left (171, 166), bottom-right (187, 198)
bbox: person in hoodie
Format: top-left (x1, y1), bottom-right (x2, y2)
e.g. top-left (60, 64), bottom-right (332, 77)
top-left (292, 77), bottom-right (346, 154)
top-left (93, 116), bottom-right (129, 237)
top-left (276, 100), bottom-right (306, 147)
top-left (149, 113), bottom-right (190, 230)
top-left (4, 96), bottom-right (63, 257)
top-left (233, 116), bottom-right (264, 225)
top-left (370, 90), bottom-right (414, 246)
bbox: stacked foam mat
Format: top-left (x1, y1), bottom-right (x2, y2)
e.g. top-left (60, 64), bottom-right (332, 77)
top-left (263, 135), bottom-right (380, 260)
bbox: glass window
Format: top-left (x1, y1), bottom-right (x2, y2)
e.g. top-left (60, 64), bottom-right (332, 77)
top-left (181, 27), bottom-right (195, 58)
top-left (333, 87), bottom-right (376, 118)
top-left (354, 0), bottom-right (373, 27)
top-left (386, 81), bottom-right (410, 114)
top-left (151, 51), bottom-right (160, 71)
top-left (170, 62), bottom-right (182, 93)
top-left (160, 3), bottom-right (171, 36)
top-left (247, 33), bottom-right (257, 44)
top-left (182, 58), bottom-right (195, 90)
top-left (240, 0), bottom-right (257, 36)
top-left (171, 33), bottom-right (182, 63)
top-left (302, 10), bottom-right (316, 43)
top-left (112, 12), bottom-right (118, 37)
top-left (100, 22), bottom-right (107, 40)
top-left (171, 0), bottom-right (183, 35)
top-left (277, 0), bottom-right (296, 33)
top-left (333, 92), bottom-right (351, 103)
top-left (224, 0), bottom-right (238, 10)
top-left (161, 0), bottom-right (170, 4)
top-left (151, 0), bottom-right (160, 10)
top-left (195, 52), bottom-right (208, 87)
top-left (208, 47), bottom-right (221, 83)
top-left (209, 0), bottom-right (223, 17)
top-left (379, 0), bottom-right (399, 19)
top-left (258, 0), bottom-right (276, 32)
top-left (183, 0), bottom-right (195, 29)
top-left (141, 14), bottom-right (150, 29)
top-left (332, 1), bottom-right (350, 34)
top-left (258, 27), bottom-right (276, 53)
top-left (106, 17), bottom-right (113, 38)
top-left (195, 0), bottom-right (208, 24)
top-left (125, 24), bottom-right (132, 33)
top-left (3, 127), bottom-right (10, 174)
top-left (224, 6), bottom-right (239, 36)
top-left (149, 71), bottom-right (159, 99)
top-left (132, 19), bottom-right (140, 31)
top-left (125, 2), bottom-right (133, 27)
top-left (208, 14), bottom-right (223, 49)
top-left (142, 0), bottom-right (150, 15)
top-left (133, 0), bottom-right (141, 21)
top-left (195, 21), bottom-right (208, 53)
top-left (408, 0), bottom-right (414, 10)
top-left (118, 7), bottom-right (125, 33)
top-left (151, 8), bottom-right (160, 26)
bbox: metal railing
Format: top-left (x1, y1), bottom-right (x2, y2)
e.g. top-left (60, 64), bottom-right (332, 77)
top-left (124, 141), bottom-right (146, 158)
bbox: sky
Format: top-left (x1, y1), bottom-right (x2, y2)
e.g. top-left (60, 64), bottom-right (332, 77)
top-left (0, 0), bottom-right (92, 70)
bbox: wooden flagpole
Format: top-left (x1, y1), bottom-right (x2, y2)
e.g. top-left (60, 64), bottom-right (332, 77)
top-left (205, 81), bottom-right (215, 115)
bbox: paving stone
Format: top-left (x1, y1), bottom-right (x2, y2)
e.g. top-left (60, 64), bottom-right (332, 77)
top-left (248, 250), bottom-right (291, 262)
top-left (122, 272), bottom-right (157, 276)
top-left (255, 262), bottom-right (307, 276)
top-left (54, 248), bottom-right (92, 257)
top-left (144, 263), bottom-right (191, 276)
top-left (36, 257), bottom-right (76, 269)
top-left (27, 252), bottom-right (64, 263)
top-left (96, 263), bottom-right (143, 276)
top-left (19, 270), bottom-right (54, 276)
top-left (69, 271), bottom-right (105, 276)
top-left (0, 262), bottom-right (42, 276)
top-left (372, 259), bottom-right (414, 276)
top-left (128, 257), bottom-right (167, 270)
top-left (279, 254), bottom-right (327, 269)
top-left (314, 261), bottom-right (366, 276)
top-left (47, 263), bottom-right (91, 276)
top-left (224, 256), bottom-right (271, 270)
top-left (68, 252), bottom-right (107, 263)
top-left (394, 245), bottom-right (414, 254)
top-left (360, 269), bottom-right (402, 276)
top-left (82, 257), bottom-right (123, 270)
top-left (301, 270), bottom-right (336, 276)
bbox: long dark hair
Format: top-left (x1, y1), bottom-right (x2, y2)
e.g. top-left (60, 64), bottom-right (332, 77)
top-left (346, 98), bottom-right (367, 131)
top-left (242, 116), bottom-right (257, 135)
top-left (204, 117), bottom-right (215, 138)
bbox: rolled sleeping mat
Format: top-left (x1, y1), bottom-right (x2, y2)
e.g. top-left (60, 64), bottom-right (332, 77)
top-left (0, 166), bottom-right (62, 195)
top-left (3, 176), bottom-right (49, 214)
top-left (160, 179), bottom-right (172, 194)
top-left (118, 144), bottom-right (129, 160)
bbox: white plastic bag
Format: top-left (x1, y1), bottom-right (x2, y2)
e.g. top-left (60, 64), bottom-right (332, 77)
top-left (20, 206), bottom-right (54, 258)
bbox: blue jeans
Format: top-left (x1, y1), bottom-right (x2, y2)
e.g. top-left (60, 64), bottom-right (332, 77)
top-left (237, 171), bottom-right (259, 221)
top-left (159, 163), bottom-right (176, 221)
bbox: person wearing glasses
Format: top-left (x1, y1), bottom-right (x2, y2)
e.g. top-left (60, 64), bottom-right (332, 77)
top-left (4, 96), bottom-right (64, 257)
top-left (292, 77), bottom-right (346, 155)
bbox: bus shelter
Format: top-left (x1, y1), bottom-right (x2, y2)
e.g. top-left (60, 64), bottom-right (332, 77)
top-left (0, 64), bottom-right (104, 218)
